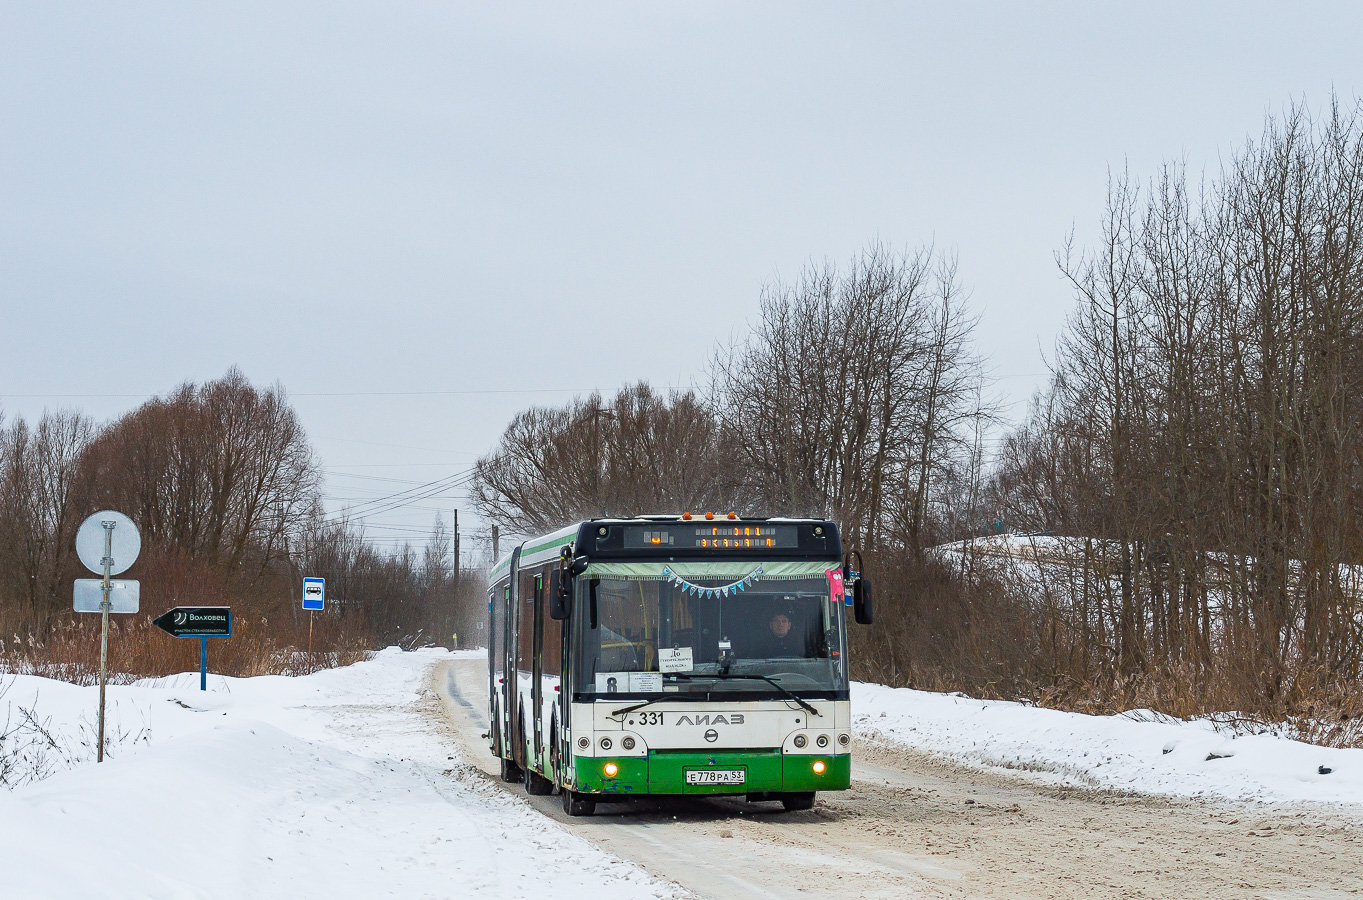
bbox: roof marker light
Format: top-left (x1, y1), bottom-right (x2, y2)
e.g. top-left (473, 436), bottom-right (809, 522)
top-left (727, 512), bottom-right (738, 520)
top-left (682, 512), bottom-right (693, 520)
top-left (705, 512), bottom-right (715, 520)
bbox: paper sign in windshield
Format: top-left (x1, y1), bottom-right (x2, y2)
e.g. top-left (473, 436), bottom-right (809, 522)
top-left (631, 672), bottom-right (663, 692)
top-left (596, 672), bottom-right (627, 693)
top-left (658, 646), bottom-right (694, 673)
top-left (595, 671), bottom-right (665, 692)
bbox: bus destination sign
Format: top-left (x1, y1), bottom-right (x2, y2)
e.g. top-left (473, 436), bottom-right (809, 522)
top-left (621, 523), bottom-right (799, 550)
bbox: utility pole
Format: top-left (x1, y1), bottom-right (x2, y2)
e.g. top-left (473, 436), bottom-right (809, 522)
top-left (452, 509), bottom-right (461, 586)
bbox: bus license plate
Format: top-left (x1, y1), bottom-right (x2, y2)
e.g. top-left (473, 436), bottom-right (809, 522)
top-left (686, 769), bottom-right (745, 785)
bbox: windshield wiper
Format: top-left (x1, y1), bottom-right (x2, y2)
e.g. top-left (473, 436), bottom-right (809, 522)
top-left (671, 673), bottom-right (822, 716)
top-left (608, 692), bottom-right (714, 719)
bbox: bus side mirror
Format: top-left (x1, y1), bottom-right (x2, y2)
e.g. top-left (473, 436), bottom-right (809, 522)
top-left (853, 577), bottom-right (873, 625)
top-left (550, 577), bottom-right (570, 620)
top-left (551, 551), bottom-right (585, 621)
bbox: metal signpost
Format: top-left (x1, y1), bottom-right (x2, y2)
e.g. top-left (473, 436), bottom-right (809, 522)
top-left (153, 607), bottom-right (232, 690)
top-left (302, 577), bottom-right (324, 671)
top-left (74, 510), bottom-right (141, 763)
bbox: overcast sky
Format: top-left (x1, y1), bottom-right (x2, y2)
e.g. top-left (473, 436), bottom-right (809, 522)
top-left (3, 3), bottom-right (1361, 554)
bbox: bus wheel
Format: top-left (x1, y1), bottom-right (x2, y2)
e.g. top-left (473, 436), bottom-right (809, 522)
top-left (525, 766), bottom-right (555, 796)
top-left (562, 788), bottom-right (596, 817)
top-left (499, 757), bottom-right (523, 783)
top-left (780, 792), bottom-right (815, 811)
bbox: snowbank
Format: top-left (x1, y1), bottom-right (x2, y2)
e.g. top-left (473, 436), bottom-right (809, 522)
top-left (0, 649), bottom-right (683, 899)
top-left (854, 680), bottom-right (1361, 805)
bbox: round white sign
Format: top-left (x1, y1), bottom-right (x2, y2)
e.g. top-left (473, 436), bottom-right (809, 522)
top-left (75, 510), bottom-right (141, 576)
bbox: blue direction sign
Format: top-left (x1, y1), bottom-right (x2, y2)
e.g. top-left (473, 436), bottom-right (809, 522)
top-left (153, 607), bottom-right (231, 692)
top-left (303, 577), bottom-right (325, 611)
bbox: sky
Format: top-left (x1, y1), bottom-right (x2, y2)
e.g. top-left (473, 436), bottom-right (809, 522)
top-left (3, 3), bottom-right (1361, 557)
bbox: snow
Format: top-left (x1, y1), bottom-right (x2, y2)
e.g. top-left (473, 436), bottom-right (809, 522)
top-left (6, 645), bottom-right (1359, 899)
top-left (854, 680), bottom-right (1362, 806)
top-left (0, 649), bottom-right (683, 900)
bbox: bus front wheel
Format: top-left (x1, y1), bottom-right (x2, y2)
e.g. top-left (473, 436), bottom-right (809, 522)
top-left (562, 788), bottom-right (596, 817)
top-left (780, 792), bottom-right (815, 811)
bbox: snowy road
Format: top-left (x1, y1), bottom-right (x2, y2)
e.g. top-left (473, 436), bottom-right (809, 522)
top-left (4, 651), bottom-right (1359, 898)
top-left (437, 658), bottom-right (1363, 900)
top-left (0, 650), bottom-right (682, 900)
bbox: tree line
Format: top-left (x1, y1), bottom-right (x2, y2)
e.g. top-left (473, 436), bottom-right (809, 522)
top-left (471, 242), bottom-right (995, 690)
top-left (472, 100), bottom-right (1363, 737)
top-left (0, 369), bottom-right (483, 679)
top-left (987, 99), bottom-right (1363, 727)
top-left (12, 99), bottom-right (1362, 736)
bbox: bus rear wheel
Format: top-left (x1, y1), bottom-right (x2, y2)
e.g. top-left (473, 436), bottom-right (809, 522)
top-left (561, 788), bottom-right (596, 817)
top-left (780, 792), bottom-right (815, 811)
top-left (499, 757), bottom-right (523, 783)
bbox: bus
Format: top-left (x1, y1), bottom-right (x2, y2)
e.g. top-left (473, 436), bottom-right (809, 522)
top-left (486, 515), bottom-right (873, 816)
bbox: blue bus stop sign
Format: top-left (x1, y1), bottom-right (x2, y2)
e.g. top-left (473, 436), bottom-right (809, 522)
top-left (303, 577), bottom-right (325, 611)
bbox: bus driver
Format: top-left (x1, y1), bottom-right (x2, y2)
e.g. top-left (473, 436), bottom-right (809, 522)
top-left (763, 610), bottom-right (805, 658)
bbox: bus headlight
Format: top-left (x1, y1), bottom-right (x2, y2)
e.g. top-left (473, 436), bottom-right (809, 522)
top-left (793, 734), bottom-right (808, 749)
top-left (599, 737), bottom-right (613, 751)
top-left (603, 762), bottom-right (619, 777)
top-left (838, 733), bottom-right (850, 747)
top-left (816, 734), bottom-right (829, 748)
top-left (622, 736), bottom-right (636, 750)
top-left (577, 737), bottom-right (590, 750)
top-left (812, 760), bottom-right (826, 775)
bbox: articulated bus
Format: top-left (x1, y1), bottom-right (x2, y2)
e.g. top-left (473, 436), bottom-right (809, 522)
top-left (487, 515), bottom-right (873, 816)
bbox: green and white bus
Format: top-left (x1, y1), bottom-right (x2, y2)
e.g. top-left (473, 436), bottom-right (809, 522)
top-left (487, 515), bottom-right (873, 816)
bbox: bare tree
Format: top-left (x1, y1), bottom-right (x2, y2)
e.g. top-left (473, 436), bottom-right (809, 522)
top-left (470, 382), bottom-right (727, 535)
top-left (989, 96), bottom-right (1363, 719)
top-left (77, 368), bottom-right (319, 576)
top-left (711, 242), bottom-right (989, 555)
top-left (0, 410), bottom-right (95, 630)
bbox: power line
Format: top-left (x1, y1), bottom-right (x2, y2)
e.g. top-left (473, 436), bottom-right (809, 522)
top-left (323, 462), bottom-right (462, 467)
top-left (350, 474), bottom-right (476, 522)
top-left (323, 495), bottom-right (466, 502)
top-left (315, 435), bottom-right (476, 455)
top-left (325, 473), bottom-right (463, 519)
top-left (324, 468), bottom-right (474, 523)
top-left (0, 388), bottom-right (596, 400)
top-left (323, 472), bottom-right (430, 484)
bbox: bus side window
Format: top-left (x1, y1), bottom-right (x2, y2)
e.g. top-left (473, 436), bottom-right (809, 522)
top-left (516, 570), bottom-right (535, 675)
top-left (542, 566), bottom-right (562, 678)
top-left (490, 586), bottom-right (504, 679)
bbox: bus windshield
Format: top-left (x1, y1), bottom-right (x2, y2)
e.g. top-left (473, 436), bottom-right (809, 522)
top-left (571, 561), bottom-right (849, 698)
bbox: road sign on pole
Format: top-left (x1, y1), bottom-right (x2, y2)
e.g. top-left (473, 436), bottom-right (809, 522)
top-left (153, 607), bottom-right (232, 691)
top-left (75, 510), bottom-right (141, 763)
top-left (75, 510), bottom-right (140, 576)
top-left (153, 607), bottom-right (232, 638)
top-left (302, 577), bottom-right (324, 673)
top-left (302, 577), bottom-right (325, 611)
top-left (74, 578), bottom-right (139, 613)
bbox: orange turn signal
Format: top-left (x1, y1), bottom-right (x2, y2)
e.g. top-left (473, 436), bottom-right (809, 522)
top-left (812, 760), bottom-right (826, 775)
top-left (603, 762), bottom-right (619, 777)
